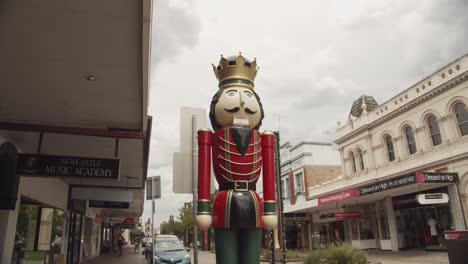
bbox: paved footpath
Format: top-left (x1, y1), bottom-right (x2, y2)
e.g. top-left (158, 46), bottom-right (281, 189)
top-left (84, 246), bottom-right (449, 264)
top-left (84, 245), bottom-right (147, 264)
top-left (367, 249), bottom-right (449, 264)
top-left (194, 249), bottom-right (449, 264)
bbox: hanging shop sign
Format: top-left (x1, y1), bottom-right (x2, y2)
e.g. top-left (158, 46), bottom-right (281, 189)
top-left (416, 193), bottom-right (449, 205)
top-left (319, 213), bottom-right (335, 220)
top-left (17, 153), bottom-right (120, 179)
top-left (334, 212), bottom-right (361, 220)
top-left (360, 174), bottom-right (417, 196)
top-left (318, 189), bottom-right (360, 206)
top-left (95, 214), bottom-right (104, 222)
top-left (89, 200), bottom-right (130, 209)
top-left (416, 172), bottom-right (458, 184)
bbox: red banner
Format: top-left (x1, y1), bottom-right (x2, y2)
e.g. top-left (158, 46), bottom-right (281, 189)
top-left (318, 189), bottom-right (360, 206)
top-left (95, 214), bottom-right (104, 222)
top-left (121, 217), bottom-right (134, 224)
top-left (334, 212), bottom-right (361, 220)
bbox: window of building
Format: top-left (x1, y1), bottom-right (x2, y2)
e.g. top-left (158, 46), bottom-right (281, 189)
top-left (405, 126), bottom-right (417, 155)
top-left (454, 102), bottom-right (468, 136)
top-left (427, 115), bottom-right (442, 146)
top-left (350, 152), bottom-right (357, 173)
top-left (357, 149), bottom-right (365, 171)
top-left (294, 171), bottom-right (305, 194)
top-left (292, 157), bottom-right (303, 170)
top-left (281, 176), bottom-right (290, 199)
top-left (385, 135), bottom-right (395, 161)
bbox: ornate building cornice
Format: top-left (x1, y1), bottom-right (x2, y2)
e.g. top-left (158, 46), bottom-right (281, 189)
top-left (335, 72), bottom-right (468, 144)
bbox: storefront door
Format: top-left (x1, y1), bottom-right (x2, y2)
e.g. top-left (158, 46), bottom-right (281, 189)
top-left (67, 212), bottom-right (83, 264)
top-left (394, 188), bottom-right (453, 251)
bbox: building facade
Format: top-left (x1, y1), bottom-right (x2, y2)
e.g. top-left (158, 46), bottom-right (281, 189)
top-left (280, 142), bottom-right (341, 249)
top-left (0, 1), bottom-right (153, 263)
top-left (303, 54), bottom-right (468, 251)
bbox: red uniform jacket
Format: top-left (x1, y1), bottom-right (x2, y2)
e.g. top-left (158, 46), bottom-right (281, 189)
top-left (197, 127), bottom-right (276, 229)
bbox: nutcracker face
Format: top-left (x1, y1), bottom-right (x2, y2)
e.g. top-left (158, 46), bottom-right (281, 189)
top-left (209, 86), bottom-right (264, 130)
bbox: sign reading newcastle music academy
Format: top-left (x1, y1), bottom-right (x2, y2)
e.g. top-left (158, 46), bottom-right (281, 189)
top-left (17, 153), bottom-right (120, 179)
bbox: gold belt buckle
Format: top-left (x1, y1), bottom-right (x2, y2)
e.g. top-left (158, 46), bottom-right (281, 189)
top-left (234, 180), bottom-right (249, 191)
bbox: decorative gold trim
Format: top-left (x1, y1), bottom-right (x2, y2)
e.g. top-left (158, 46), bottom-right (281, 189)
top-left (219, 137), bottom-right (261, 146)
top-left (219, 173), bottom-right (234, 182)
top-left (197, 212), bottom-right (211, 215)
top-left (225, 191), bottom-right (233, 228)
top-left (198, 128), bottom-right (212, 132)
top-left (219, 164), bottom-right (261, 176)
top-left (250, 191), bottom-right (260, 227)
top-left (218, 145), bottom-right (262, 156)
top-left (263, 130), bottom-right (275, 135)
top-left (218, 155), bottom-right (262, 165)
top-left (198, 199), bottom-right (211, 202)
top-left (263, 212), bottom-right (276, 215)
top-left (263, 200), bottom-right (276, 203)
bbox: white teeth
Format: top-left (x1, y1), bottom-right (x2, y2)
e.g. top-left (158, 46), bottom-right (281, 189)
top-left (233, 117), bottom-right (249, 126)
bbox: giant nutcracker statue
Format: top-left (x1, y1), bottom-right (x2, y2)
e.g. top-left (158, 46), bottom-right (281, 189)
top-left (196, 53), bottom-right (277, 264)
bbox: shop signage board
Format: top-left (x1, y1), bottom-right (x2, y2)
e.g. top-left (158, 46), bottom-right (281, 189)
top-left (89, 200), bottom-right (130, 209)
top-left (360, 174), bottom-right (417, 196)
top-left (146, 176), bottom-right (161, 200)
top-left (318, 189), bottom-right (360, 206)
top-left (17, 153), bottom-right (120, 179)
top-left (416, 193), bottom-right (449, 205)
top-left (416, 172), bottom-right (458, 183)
top-left (334, 212), bottom-right (361, 220)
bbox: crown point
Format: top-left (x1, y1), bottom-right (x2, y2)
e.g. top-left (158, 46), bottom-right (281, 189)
top-left (239, 52), bottom-right (242, 55)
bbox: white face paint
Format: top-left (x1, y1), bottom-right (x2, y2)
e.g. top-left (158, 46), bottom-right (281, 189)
top-left (214, 87), bottom-right (261, 129)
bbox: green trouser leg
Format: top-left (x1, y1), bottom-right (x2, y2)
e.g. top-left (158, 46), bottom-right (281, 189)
top-left (215, 229), bottom-right (238, 264)
top-left (239, 229), bottom-right (262, 264)
top-left (215, 228), bottom-right (262, 264)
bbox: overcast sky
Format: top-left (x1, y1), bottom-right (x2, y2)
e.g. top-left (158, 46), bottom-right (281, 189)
top-left (142, 0), bottom-right (468, 226)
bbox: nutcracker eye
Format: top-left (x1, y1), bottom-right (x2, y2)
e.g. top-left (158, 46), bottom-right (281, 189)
top-left (226, 90), bottom-right (237, 97)
top-left (244, 91), bottom-right (254, 99)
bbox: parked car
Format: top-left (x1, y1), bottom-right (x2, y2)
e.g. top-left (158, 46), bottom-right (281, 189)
top-left (149, 235), bottom-right (191, 264)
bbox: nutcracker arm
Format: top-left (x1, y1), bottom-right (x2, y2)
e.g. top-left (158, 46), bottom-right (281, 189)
top-left (197, 129), bottom-right (212, 216)
top-left (262, 131), bottom-right (277, 215)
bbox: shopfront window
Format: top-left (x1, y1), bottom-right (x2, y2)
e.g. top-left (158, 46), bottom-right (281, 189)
top-left (13, 201), bottom-right (64, 264)
top-left (377, 201), bottom-right (390, 240)
top-left (359, 204), bottom-right (375, 240)
top-left (350, 220), bottom-right (359, 240)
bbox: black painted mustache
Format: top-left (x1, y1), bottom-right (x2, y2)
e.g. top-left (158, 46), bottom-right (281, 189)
top-left (245, 108), bottom-right (257, 114)
top-left (224, 107), bottom-right (257, 114)
top-left (224, 107), bottom-right (240, 113)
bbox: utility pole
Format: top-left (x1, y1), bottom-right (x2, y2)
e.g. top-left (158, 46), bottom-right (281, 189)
top-left (274, 131), bottom-right (286, 264)
top-left (192, 115), bottom-right (199, 264)
top-left (152, 194), bottom-right (155, 264)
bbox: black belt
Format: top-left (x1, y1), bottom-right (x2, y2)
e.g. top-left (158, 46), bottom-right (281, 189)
top-left (219, 181), bottom-right (256, 192)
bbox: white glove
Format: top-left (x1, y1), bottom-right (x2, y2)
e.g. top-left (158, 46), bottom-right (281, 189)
top-left (196, 215), bottom-right (212, 230)
top-left (263, 215), bottom-right (278, 229)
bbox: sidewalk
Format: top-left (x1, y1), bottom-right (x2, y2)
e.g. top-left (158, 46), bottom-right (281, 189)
top-left (84, 245), bottom-right (147, 264)
top-left (367, 249), bottom-right (449, 264)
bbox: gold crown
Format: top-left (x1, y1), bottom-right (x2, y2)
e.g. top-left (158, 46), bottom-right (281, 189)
top-left (212, 53), bottom-right (258, 89)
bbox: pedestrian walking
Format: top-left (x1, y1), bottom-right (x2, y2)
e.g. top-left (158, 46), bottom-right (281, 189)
top-left (117, 234), bottom-right (125, 256)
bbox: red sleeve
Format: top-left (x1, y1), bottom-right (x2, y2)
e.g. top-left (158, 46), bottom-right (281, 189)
top-left (197, 129), bottom-right (212, 203)
top-left (262, 132), bottom-right (276, 209)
